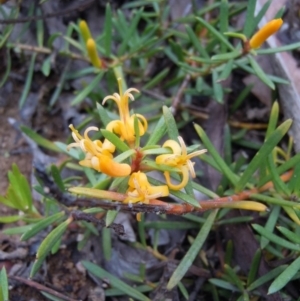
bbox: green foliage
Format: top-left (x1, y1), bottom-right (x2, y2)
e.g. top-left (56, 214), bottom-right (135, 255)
top-left (0, 268), bottom-right (8, 301)
top-left (0, 164), bottom-right (38, 216)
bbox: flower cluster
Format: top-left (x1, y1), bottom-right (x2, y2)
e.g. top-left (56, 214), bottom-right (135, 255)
top-left (68, 78), bottom-right (207, 204)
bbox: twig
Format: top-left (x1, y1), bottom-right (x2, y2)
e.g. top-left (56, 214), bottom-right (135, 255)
top-left (71, 210), bottom-right (124, 235)
top-left (11, 43), bottom-right (89, 62)
top-left (10, 276), bottom-right (81, 301)
top-left (171, 73), bottom-right (191, 115)
top-left (72, 170), bottom-right (294, 215)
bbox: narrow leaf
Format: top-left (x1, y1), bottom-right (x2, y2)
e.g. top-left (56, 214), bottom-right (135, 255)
top-left (21, 212), bottom-right (65, 241)
top-left (145, 115), bottom-right (167, 146)
top-left (71, 72), bottom-right (103, 105)
top-left (0, 268), bottom-right (8, 301)
top-left (252, 224), bottom-right (300, 251)
top-left (30, 218), bottom-right (71, 277)
top-left (82, 261), bottom-right (150, 301)
top-left (196, 17), bottom-right (235, 51)
top-left (21, 126), bottom-right (60, 152)
top-left (268, 257), bottom-right (300, 294)
top-left (167, 209), bottom-right (218, 289)
top-left (248, 56), bottom-right (275, 90)
top-left (194, 124), bottom-right (239, 186)
top-left (19, 53), bottom-right (37, 108)
top-left (104, 3), bottom-right (112, 56)
top-left (101, 129), bottom-right (130, 152)
top-left (235, 119), bottom-right (292, 192)
top-left (163, 106), bottom-right (179, 141)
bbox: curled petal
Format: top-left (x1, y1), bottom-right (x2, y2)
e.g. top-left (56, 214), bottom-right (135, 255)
top-left (102, 139), bottom-right (115, 153)
top-left (164, 167), bottom-right (189, 190)
top-left (163, 139), bottom-right (182, 154)
top-left (69, 124), bottom-right (83, 141)
top-left (84, 126), bottom-right (98, 140)
top-left (178, 136), bottom-right (187, 156)
top-left (102, 94), bottom-right (120, 106)
top-left (136, 114), bottom-right (148, 132)
top-left (187, 160), bottom-right (196, 178)
top-left (186, 149), bottom-right (207, 160)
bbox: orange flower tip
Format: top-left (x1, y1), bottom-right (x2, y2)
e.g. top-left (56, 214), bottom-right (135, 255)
top-left (249, 18), bottom-right (283, 49)
top-left (100, 158), bottom-right (131, 177)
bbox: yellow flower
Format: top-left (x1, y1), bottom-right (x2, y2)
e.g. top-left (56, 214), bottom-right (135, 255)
top-left (102, 78), bottom-right (148, 145)
top-left (156, 137), bottom-right (207, 190)
top-left (124, 172), bottom-right (169, 204)
top-left (249, 18), bottom-right (283, 49)
top-left (67, 125), bottom-right (131, 177)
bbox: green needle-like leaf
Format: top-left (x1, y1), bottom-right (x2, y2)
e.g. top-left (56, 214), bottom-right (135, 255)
top-left (243, 0), bottom-right (257, 37)
top-left (71, 72), bottom-right (103, 105)
top-left (145, 115), bottom-right (167, 146)
top-left (194, 124), bottom-right (239, 186)
top-left (21, 126), bottom-right (61, 152)
top-left (101, 129), bottom-right (130, 152)
top-left (163, 106), bottom-right (179, 141)
top-left (82, 261), bottom-right (150, 301)
top-left (30, 218), bottom-right (71, 277)
top-left (268, 257), bottom-right (300, 294)
top-left (235, 119), bottom-right (292, 192)
top-left (248, 56), bottom-right (275, 90)
top-left (196, 17), bottom-right (235, 51)
top-left (19, 53), bottom-right (37, 109)
top-left (104, 3), bottom-right (112, 56)
top-left (0, 268), bottom-right (8, 301)
top-left (252, 224), bottom-right (300, 251)
top-left (248, 265), bottom-right (287, 291)
top-left (21, 212), bottom-right (65, 241)
top-left (167, 209), bottom-right (218, 290)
